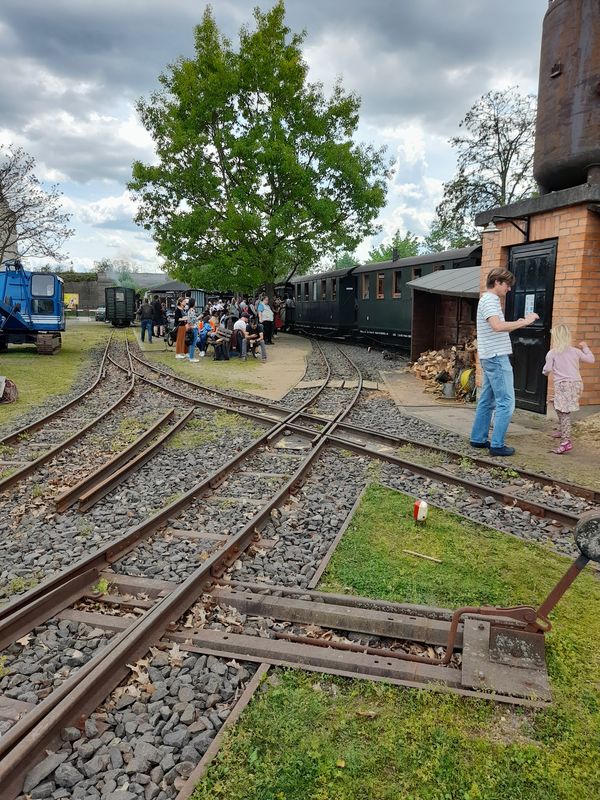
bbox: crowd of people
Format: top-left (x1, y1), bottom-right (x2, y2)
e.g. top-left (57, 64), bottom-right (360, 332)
top-left (137, 293), bottom-right (296, 364)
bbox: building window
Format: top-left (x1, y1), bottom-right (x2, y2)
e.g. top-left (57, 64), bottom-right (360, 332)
top-left (332, 278), bottom-right (337, 301)
top-left (361, 274), bottom-right (370, 300)
top-left (433, 264), bottom-right (445, 272)
top-left (412, 267), bottom-right (422, 280)
top-left (393, 271), bottom-right (402, 298)
top-left (321, 279), bottom-right (327, 300)
top-left (304, 283), bottom-right (309, 301)
top-left (376, 273), bottom-right (385, 299)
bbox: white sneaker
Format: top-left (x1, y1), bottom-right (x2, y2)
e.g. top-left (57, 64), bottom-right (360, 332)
top-left (176, 354), bottom-right (186, 359)
top-left (200, 351), bottom-right (205, 358)
top-left (188, 358), bottom-right (199, 363)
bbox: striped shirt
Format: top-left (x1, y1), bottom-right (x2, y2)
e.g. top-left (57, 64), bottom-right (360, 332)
top-left (476, 292), bottom-right (512, 359)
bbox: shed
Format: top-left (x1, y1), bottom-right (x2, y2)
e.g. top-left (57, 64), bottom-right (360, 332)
top-left (147, 279), bottom-right (205, 312)
top-left (408, 265), bottom-right (480, 361)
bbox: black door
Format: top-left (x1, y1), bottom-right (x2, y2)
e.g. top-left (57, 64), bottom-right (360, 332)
top-left (506, 241), bottom-right (557, 413)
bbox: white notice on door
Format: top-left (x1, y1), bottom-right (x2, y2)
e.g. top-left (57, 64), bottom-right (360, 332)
top-left (524, 294), bottom-right (535, 315)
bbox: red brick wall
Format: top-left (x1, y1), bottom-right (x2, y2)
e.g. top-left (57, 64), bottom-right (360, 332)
top-left (479, 204), bottom-right (600, 407)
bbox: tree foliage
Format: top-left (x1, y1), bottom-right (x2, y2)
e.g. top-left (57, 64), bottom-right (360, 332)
top-left (435, 87), bottom-right (537, 243)
top-left (334, 251), bottom-right (358, 269)
top-left (420, 217), bottom-right (477, 254)
top-left (368, 229), bottom-right (420, 263)
top-left (129, 2), bottom-right (388, 292)
top-left (0, 145), bottom-right (73, 266)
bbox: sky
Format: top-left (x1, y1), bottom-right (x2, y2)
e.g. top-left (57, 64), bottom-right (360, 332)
top-left (0, 0), bottom-right (548, 273)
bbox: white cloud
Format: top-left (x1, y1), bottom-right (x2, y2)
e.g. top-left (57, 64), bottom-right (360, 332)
top-left (77, 191), bottom-right (138, 227)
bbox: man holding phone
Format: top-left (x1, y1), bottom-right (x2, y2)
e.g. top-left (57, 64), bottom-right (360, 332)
top-left (470, 268), bottom-right (539, 457)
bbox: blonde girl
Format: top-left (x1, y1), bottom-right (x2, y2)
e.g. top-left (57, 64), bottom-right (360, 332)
top-left (542, 324), bottom-right (595, 454)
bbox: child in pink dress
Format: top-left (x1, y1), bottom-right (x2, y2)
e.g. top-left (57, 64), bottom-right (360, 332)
top-left (542, 324), bottom-right (595, 454)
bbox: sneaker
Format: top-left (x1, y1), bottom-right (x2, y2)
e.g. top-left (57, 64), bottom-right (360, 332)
top-left (470, 440), bottom-right (490, 449)
top-left (489, 445), bottom-right (515, 457)
top-left (188, 358), bottom-right (199, 363)
top-left (175, 354), bottom-right (186, 359)
top-left (200, 351), bottom-right (205, 358)
top-left (553, 440), bottom-right (572, 454)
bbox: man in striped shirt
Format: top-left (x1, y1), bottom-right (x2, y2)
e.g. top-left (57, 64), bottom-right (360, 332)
top-left (470, 268), bottom-right (539, 457)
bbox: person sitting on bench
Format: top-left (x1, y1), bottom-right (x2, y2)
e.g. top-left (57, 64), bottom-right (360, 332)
top-left (241, 317), bottom-right (267, 361)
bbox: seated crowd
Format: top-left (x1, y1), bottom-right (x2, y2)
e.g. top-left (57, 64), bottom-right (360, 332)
top-left (167, 293), bottom-right (290, 363)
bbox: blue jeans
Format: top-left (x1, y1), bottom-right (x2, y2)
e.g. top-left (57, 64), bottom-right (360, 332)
top-left (188, 327), bottom-right (199, 359)
top-left (141, 319), bottom-right (153, 343)
top-left (470, 355), bottom-right (515, 449)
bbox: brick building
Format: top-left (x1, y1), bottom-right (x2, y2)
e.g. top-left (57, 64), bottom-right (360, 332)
top-left (476, 187), bottom-right (600, 412)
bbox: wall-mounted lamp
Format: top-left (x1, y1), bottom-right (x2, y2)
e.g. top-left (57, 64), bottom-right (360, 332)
top-left (483, 215), bottom-right (529, 241)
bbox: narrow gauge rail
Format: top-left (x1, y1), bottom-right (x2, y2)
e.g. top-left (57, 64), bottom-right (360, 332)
top-left (0, 340), bottom-right (594, 798)
top-left (0, 336), bottom-right (115, 447)
top-left (124, 337), bottom-right (333, 437)
top-left (0, 337), bottom-right (136, 494)
top-left (127, 337), bottom-right (332, 434)
top-left (0, 344), bottom-right (363, 798)
top-left (121, 339), bottom-right (588, 531)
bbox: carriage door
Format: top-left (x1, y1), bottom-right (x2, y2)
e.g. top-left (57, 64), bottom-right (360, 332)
top-left (506, 241), bottom-right (557, 414)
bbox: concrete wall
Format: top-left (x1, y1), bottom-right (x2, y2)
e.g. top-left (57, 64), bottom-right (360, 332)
top-left (62, 274), bottom-right (115, 309)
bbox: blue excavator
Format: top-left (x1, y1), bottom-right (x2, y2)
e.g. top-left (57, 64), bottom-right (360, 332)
top-left (0, 259), bottom-right (65, 354)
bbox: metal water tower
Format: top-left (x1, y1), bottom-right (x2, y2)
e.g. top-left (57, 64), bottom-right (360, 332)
top-left (534, 0), bottom-right (600, 193)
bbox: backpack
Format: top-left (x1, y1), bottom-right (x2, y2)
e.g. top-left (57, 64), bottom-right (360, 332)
top-left (0, 377), bottom-right (18, 403)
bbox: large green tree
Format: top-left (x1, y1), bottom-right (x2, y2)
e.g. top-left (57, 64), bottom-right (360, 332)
top-left (129, 3), bottom-right (388, 293)
top-left (368, 229), bottom-right (420, 263)
top-left (434, 87), bottom-right (537, 245)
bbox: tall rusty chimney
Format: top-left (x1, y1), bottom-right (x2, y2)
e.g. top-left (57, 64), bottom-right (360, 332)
top-left (534, 0), bottom-right (600, 193)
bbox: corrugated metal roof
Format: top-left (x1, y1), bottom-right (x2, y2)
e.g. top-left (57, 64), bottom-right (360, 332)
top-left (407, 265), bottom-right (482, 298)
top-left (148, 279), bottom-right (191, 292)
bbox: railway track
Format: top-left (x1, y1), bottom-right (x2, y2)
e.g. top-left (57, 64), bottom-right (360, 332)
top-left (1, 336), bottom-right (598, 799)
top-left (127, 338), bottom-right (596, 530)
top-left (0, 339), bottom-right (360, 797)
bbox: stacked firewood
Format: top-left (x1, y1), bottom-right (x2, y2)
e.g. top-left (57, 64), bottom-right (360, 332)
top-left (411, 338), bottom-right (477, 391)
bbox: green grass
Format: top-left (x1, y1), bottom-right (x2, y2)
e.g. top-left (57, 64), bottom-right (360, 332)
top-left (193, 485), bottom-right (600, 800)
top-left (0, 574), bottom-right (41, 599)
top-left (144, 347), bottom-right (263, 393)
top-left (0, 321), bottom-right (114, 426)
top-left (166, 410), bottom-right (263, 450)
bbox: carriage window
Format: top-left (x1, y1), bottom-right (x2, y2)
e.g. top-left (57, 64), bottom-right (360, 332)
top-left (321, 279), bottom-right (327, 300)
top-left (376, 273), bottom-right (385, 299)
top-left (332, 279), bottom-right (337, 301)
top-left (393, 271), bottom-right (402, 299)
top-left (31, 274), bottom-right (54, 297)
top-left (304, 283), bottom-right (309, 301)
top-left (361, 274), bottom-right (370, 300)
top-left (433, 265), bottom-right (445, 272)
top-left (116, 290), bottom-right (125, 302)
top-left (412, 268), bottom-right (422, 279)
top-left (313, 281), bottom-right (318, 301)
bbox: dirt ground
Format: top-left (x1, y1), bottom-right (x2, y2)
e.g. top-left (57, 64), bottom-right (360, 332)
top-left (139, 332), bottom-right (312, 401)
